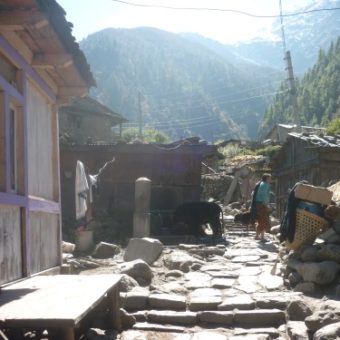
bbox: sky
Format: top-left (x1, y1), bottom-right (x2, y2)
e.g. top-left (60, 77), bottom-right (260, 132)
top-left (56, 0), bottom-right (313, 44)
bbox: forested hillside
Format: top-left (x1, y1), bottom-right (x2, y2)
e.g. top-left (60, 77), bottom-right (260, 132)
top-left (80, 28), bottom-right (282, 141)
top-left (260, 37), bottom-right (340, 135)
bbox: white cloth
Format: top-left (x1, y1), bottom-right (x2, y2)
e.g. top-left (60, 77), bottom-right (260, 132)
top-left (75, 160), bottom-right (89, 220)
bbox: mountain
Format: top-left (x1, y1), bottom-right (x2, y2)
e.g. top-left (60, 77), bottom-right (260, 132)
top-left (260, 37), bottom-right (340, 135)
top-left (230, 0), bottom-right (340, 74)
top-left (80, 27), bottom-right (282, 141)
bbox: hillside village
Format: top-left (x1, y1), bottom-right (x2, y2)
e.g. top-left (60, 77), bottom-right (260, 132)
top-left (0, 1), bottom-right (340, 340)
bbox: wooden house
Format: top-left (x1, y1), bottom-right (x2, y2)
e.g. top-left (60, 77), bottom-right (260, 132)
top-left (0, 0), bottom-right (95, 285)
top-left (272, 133), bottom-right (340, 217)
top-left (59, 95), bottom-right (128, 144)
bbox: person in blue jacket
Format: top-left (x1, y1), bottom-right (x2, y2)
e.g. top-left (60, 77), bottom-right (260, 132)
top-left (251, 173), bottom-right (272, 241)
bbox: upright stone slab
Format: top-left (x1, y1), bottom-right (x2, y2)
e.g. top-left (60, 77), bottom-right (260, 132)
top-left (133, 177), bottom-right (151, 237)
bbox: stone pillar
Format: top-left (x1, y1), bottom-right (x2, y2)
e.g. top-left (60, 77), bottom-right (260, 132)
top-left (133, 177), bottom-right (151, 237)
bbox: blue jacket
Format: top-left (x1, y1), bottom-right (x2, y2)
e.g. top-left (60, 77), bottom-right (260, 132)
top-left (255, 181), bottom-right (270, 205)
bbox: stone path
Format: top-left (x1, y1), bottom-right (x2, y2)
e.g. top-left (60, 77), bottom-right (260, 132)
top-left (117, 227), bottom-right (309, 340)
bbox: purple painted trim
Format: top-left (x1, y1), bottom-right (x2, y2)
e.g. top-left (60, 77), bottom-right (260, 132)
top-left (23, 207), bottom-right (30, 277)
top-left (0, 75), bottom-right (24, 103)
top-left (0, 193), bottom-right (60, 213)
top-left (22, 71), bottom-right (28, 196)
top-left (0, 35), bottom-right (56, 101)
top-left (0, 192), bottom-right (27, 206)
top-left (28, 197), bottom-right (60, 214)
top-left (22, 71), bottom-right (30, 277)
top-left (4, 93), bottom-right (10, 192)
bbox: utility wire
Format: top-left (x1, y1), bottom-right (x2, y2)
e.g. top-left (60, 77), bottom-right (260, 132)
top-left (112, 0), bottom-right (340, 18)
top-left (144, 89), bottom-right (287, 116)
top-left (125, 90), bottom-right (288, 128)
top-left (144, 79), bottom-right (283, 101)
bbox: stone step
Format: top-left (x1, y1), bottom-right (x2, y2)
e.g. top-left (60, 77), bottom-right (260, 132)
top-left (122, 327), bottom-right (283, 340)
top-left (121, 291), bottom-right (299, 313)
top-left (129, 309), bottom-right (286, 329)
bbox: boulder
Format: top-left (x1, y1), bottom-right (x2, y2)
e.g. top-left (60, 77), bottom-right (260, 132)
top-left (286, 321), bottom-right (309, 340)
top-left (124, 238), bottom-right (163, 264)
top-left (118, 274), bottom-right (139, 292)
top-left (92, 242), bottom-right (120, 259)
top-left (62, 241), bottom-right (75, 253)
top-left (295, 261), bottom-right (340, 285)
top-left (163, 251), bottom-right (203, 272)
top-left (119, 259), bottom-right (153, 285)
top-left (287, 300), bottom-right (313, 321)
top-left (314, 321), bottom-right (340, 340)
top-left (305, 310), bottom-right (340, 332)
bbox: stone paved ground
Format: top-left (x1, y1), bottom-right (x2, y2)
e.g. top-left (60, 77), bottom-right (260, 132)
top-left (79, 226), bottom-right (339, 339)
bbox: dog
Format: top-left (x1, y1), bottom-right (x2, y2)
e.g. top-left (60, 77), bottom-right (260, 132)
top-left (233, 210), bottom-right (254, 233)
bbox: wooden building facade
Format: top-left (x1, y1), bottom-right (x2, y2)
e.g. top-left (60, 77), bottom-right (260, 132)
top-left (0, 0), bottom-right (94, 285)
top-left (272, 133), bottom-right (340, 217)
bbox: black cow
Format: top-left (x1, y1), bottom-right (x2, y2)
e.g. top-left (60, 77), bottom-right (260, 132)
top-left (173, 201), bottom-right (223, 242)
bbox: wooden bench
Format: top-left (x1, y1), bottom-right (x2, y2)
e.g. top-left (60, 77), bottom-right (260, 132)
top-left (0, 274), bottom-right (122, 340)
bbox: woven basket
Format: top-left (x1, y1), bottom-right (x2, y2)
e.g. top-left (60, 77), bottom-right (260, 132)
top-left (286, 208), bottom-right (329, 250)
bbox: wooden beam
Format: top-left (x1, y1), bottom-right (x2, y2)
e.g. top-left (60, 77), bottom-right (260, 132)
top-left (58, 86), bottom-right (88, 98)
top-left (0, 10), bottom-right (46, 31)
top-left (33, 53), bottom-right (74, 69)
top-left (0, 34), bottom-right (56, 101)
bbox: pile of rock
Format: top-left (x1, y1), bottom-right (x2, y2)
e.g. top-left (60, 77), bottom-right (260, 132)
top-left (282, 228), bottom-right (340, 296)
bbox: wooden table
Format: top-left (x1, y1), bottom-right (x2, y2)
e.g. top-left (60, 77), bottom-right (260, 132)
top-left (0, 274), bottom-right (122, 340)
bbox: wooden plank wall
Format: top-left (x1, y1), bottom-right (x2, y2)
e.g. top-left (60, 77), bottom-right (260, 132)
top-left (29, 211), bottom-right (59, 275)
top-left (0, 205), bottom-right (22, 285)
top-left (27, 81), bottom-right (54, 200)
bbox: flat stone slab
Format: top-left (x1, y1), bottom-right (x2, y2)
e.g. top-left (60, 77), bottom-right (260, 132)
top-left (234, 309), bottom-right (286, 327)
top-left (189, 296), bottom-right (223, 311)
top-left (252, 292), bottom-right (302, 310)
top-left (218, 295), bottom-right (255, 311)
top-left (200, 264), bottom-right (241, 272)
top-left (225, 249), bottom-right (268, 258)
top-left (147, 310), bottom-right (197, 325)
top-left (132, 323), bottom-right (187, 334)
top-left (238, 267), bottom-right (262, 276)
top-left (184, 272), bottom-right (212, 289)
top-left (149, 294), bottom-right (186, 311)
top-left (191, 332), bottom-right (228, 340)
top-left (232, 256), bottom-right (261, 263)
top-left (257, 273), bottom-right (284, 291)
top-left (211, 278), bottom-right (235, 288)
top-left (233, 327), bottom-right (280, 338)
top-left (236, 276), bottom-right (259, 293)
top-left (206, 270), bottom-right (239, 278)
top-left (197, 311), bottom-right (233, 325)
top-left (190, 288), bottom-right (222, 297)
top-left (228, 335), bottom-right (270, 340)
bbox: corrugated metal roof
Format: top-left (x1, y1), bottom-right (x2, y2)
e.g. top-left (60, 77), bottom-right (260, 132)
top-left (289, 132), bottom-right (340, 148)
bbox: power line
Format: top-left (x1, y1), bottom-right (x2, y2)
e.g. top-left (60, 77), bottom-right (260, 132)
top-left (145, 89), bottom-right (287, 116)
top-left (124, 89), bottom-right (288, 129)
top-left (111, 0), bottom-right (340, 18)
